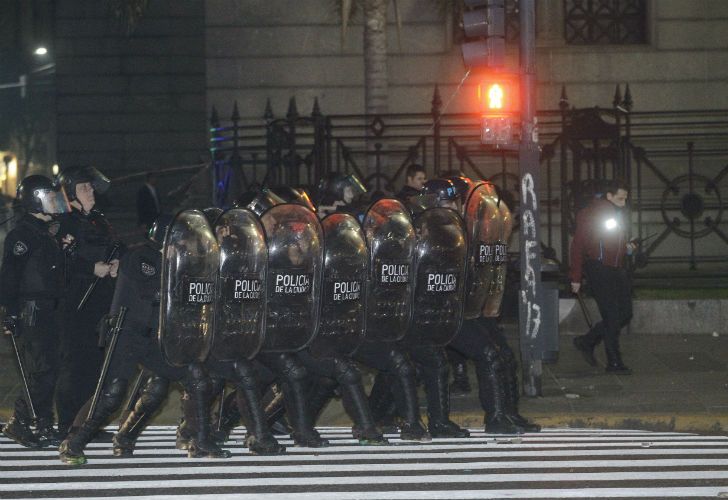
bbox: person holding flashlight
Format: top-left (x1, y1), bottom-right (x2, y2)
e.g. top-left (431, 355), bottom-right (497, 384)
top-left (570, 179), bottom-right (635, 374)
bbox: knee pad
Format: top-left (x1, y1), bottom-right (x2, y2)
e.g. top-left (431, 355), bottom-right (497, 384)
top-left (333, 359), bottom-right (361, 386)
top-left (232, 361), bottom-right (258, 390)
top-left (98, 378), bottom-right (127, 415)
top-left (140, 376), bottom-right (169, 408)
top-left (482, 344), bottom-right (503, 370)
top-left (389, 350), bottom-right (415, 379)
top-left (184, 365), bottom-right (211, 395)
top-left (278, 354), bottom-right (308, 382)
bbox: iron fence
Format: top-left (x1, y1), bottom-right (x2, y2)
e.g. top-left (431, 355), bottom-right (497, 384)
top-left (209, 85), bottom-right (728, 284)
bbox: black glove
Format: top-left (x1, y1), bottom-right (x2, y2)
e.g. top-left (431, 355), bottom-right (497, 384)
top-left (3, 316), bottom-right (18, 337)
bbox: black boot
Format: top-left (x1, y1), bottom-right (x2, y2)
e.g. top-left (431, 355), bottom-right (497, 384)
top-left (232, 361), bottom-right (285, 455)
top-left (60, 379), bottom-right (126, 465)
top-left (213, 390), bottom-right (241, 444)
top-left (605, 341), bottom-right (631, 374)
top-left (421, 351), bottom-right (469, 439)
top-left (335, 361), bottom-right (387, 446)
top-left (573, 335), bottom-right (598, 367)
top-left (282, 380), bottom-right (329, 448)
top-left (114, 376), bottom-right (168, 457)
top-left (275, 355), bottom-right (328, 448)
top-left (34, 417), bottom-right (63, 447)
top-left (502, 358), bottom-right (540, 433)
top-left (183, 365), bottom-right (232, 459)
top-left (390, 352), bottom-right (431, 443)
top-left (3, 400), bottom-right (39, 448)
top-left (367, 372), bottom-right (398, 433)
top-left (450, 361), bottom-right (472, 394)
top-left (476, 356), bottom-right (525, 435)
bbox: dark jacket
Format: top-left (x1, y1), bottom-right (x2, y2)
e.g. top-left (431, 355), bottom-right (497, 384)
top-left (569, 198), bottom-right (628, 283)
top-left (0, 214), bottom-right (65, 315)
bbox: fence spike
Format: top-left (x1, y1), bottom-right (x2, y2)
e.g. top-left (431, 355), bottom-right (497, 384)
top-left (231, 101), bottom-right (241, 122)
top-left (263, 98), bottom-right (274, 122)
top-left (287, 96), bottom-right (299, 120)
top-left (312, 97), bottom-right (322, 118)
top-left (431, 85), bottom-right (442, 115)
top-left (210, 105), bottom-right (219, 127)
top-left (622, 84), bottom-right (633, 112)
top-left (559, 85), bottom-right (569, 110)
top-left (612, 84), bottom-right (622, 109)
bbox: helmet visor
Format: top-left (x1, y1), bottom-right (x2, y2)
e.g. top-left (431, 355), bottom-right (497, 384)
top-left (36, 187), bottom-right (71, 215)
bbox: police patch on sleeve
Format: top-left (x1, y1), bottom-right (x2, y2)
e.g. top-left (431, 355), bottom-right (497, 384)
top-left (140, 260), bottom-right (157, 276)
top-left (12, 241), bottom-right (28, 256)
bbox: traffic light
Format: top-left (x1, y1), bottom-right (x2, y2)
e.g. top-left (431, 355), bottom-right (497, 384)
top-left (477, 74), bottom-right (518, 146)
top-left (461, 0), bottom-right (505, 69)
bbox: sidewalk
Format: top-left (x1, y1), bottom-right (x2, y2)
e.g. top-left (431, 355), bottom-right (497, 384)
top-left (2, 325), bottom-right (728, 434)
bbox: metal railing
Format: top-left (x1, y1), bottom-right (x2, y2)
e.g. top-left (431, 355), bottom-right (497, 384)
top-left (209, 85), bottom-right (728, 284)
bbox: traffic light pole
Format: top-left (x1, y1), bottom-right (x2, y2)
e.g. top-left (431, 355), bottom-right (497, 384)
top-left (517, 0), bottom-right (544, 397)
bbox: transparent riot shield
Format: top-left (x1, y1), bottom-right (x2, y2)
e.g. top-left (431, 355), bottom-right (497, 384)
top-left (406, 207), bottom-right (467, 346)
top-left (482, 200), bottom-right (512, 318)
top-left (260, 203), bottom-right (323, 352)
top-left (211, 208), bottom-right (267, 361)
top-left (362, 198), bottom-right (415, 342)
top-left (159, 209), bottom-right (219, 366)
top-left (463, 182), bottom-right (502, 319)
top-left (307, 213), bottom-right (367, 359)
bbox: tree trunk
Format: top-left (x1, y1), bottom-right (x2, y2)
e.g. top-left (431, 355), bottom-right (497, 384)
top-left (363, 0), bottom-right (388, 116)
top-left (363, 0), bottom-right (388, 177)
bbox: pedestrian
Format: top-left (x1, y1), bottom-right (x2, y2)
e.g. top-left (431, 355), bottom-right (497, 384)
top-left (395, 164), bottom-right (426, 202)
top-left (570, 178), bottom-right (635, 374)
top-left (54, 166), bottom-right (121, 435)
top-left (136, 172), bottom-right (161, 232)
top-left (1, 175), bottom-right (73, 447)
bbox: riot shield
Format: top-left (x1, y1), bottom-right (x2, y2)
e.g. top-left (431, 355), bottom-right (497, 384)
top-left (406, 207), bottom-right (467, 346)
top-left (159, 210), bottom-right (219, 366)
top-left (362, 198), bottom-right (415, 342)
top-left (260, 203), bottom-right (323, 352)
top-left (463, 182), bottom-right (502, 319)
top-left (308, 213), bottom-right (367, 359)
top-left (482, 200), bottom-right (512, 317)
top-left (211, 208), bottom-right (267, 361)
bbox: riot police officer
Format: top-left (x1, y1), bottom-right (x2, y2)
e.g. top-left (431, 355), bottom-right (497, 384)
top-left (59, 214), bottom-right (231, 465)
top-left (368, 179), bottom-right (470, 438)
top-left (1, 175), bottom-right (73, 447)
top-left (55, 165), bottom-right (121, 435)
top-left (315, 175), bottom-right (431, 442)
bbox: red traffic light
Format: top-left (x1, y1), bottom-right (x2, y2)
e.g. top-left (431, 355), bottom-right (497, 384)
top-left (476, 74), bottom-right (519, 115)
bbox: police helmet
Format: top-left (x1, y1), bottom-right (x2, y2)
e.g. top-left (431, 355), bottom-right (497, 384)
top-left (56, 165), bottom-right (111, 201)
top-left (17, 175), bottom-right (71, 215)
top-left (317, 173), bottom-right (367, 205)
top-left (270, 186), bottom-right (317, 212)
top-left (421, 178), bottom-right (459, 209)
top-left (148, 213), bottom-right (173, 248)
top-left (233, 188), bottom-right (285, 217)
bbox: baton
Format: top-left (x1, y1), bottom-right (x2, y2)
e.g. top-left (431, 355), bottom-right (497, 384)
top-left (117, 369), bottom-right (148, 431)
top-left (88, 307), bottom-right (127, 420)
top-left (216, 386), bottom-right (226, 432)
top-left (575, 292), bottom-right (593, 329)
top-left (77, 242), bottom-right (121, 312)
top-left (8, 332), bottom-right (37, 421)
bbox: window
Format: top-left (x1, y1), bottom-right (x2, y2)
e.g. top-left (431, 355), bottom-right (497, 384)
top-left (564, 0), bottom-right (647, 45)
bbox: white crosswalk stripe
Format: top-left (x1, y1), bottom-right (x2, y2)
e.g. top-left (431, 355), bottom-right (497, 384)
top-left (2, 427), bottom-right (728, 499)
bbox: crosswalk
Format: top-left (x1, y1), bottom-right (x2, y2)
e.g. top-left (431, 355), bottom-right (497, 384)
top-left (3, 426), bottom-right (728, 499)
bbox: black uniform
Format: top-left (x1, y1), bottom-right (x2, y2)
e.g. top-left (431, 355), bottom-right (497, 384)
top-left (59, 243), bottom-right (229, 464)
top-left (0, 214), bottom-right (65, 445)
top-left (56, 207), bottom-right (118, 433)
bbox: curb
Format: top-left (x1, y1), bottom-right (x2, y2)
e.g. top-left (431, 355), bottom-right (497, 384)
top-left (448, 412), bottom-right (728, 434)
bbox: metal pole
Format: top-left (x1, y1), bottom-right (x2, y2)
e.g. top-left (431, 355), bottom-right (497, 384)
top-left (518, 0), bottom-right (544, 397)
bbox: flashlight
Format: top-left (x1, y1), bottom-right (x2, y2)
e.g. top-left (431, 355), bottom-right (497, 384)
top-left (604, 218), bottom-right (618, 231)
